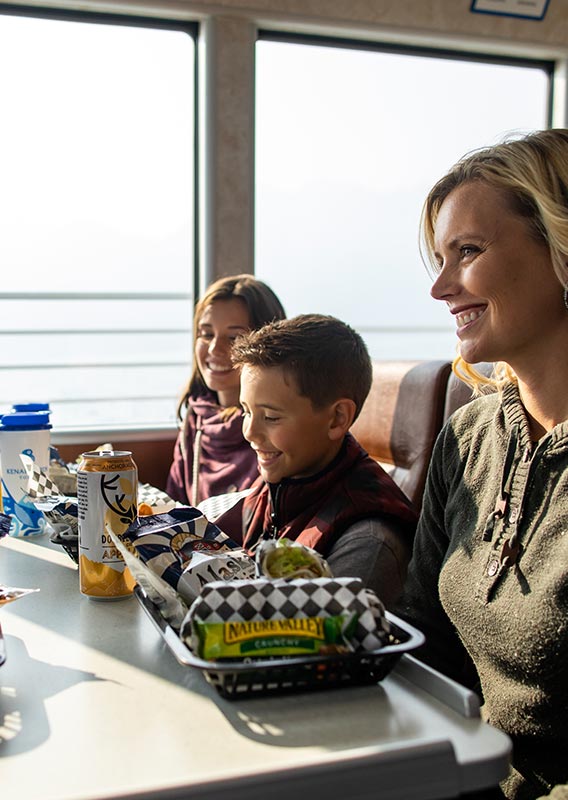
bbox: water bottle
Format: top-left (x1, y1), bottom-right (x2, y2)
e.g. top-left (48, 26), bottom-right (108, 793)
top-left (0, 411), bottom-right (52, 537)
top-left (12, 403), bottom-right (51, 413)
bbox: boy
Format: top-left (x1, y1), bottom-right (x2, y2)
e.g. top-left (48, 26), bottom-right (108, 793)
top-left (217, 314), bottom-right (418, 607)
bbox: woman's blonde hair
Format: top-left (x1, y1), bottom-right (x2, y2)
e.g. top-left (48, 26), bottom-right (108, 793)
top-left (420, 128), bottom-right (568, 392)
top-left (176, 274), bottom-right (285, 421)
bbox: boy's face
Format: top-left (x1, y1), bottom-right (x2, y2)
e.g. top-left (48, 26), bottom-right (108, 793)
top-left (240, 364), bottom-right (340, 484)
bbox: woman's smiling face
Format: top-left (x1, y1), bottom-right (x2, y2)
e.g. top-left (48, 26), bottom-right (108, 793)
top-left (430, 180), bottom-right (565, 372)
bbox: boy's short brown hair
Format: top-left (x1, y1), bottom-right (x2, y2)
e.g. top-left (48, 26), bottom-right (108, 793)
top-left (231, 314), bottom-right (372, 421)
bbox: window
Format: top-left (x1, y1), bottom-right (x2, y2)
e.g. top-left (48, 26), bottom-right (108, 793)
top-left (255, 34), bottom-right (551, 360)
top-left (0, 11), bottom-right (196, 431)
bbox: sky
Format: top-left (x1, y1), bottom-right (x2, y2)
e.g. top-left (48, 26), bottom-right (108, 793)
top-left (0, 14), bottom-right (194, 293)
top-left (255, 40), bottom-right (549, 359)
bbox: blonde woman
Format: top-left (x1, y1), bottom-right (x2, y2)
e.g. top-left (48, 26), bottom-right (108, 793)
top-left (398, 129), bottom-right (568, 800)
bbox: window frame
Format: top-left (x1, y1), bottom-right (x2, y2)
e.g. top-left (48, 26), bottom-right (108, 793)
top-left (257, 28), bottom-right (556, 107)
top-left (1, 4), bottom-right (563, 439)
top-left (0, 4), bottom-right (200, 438)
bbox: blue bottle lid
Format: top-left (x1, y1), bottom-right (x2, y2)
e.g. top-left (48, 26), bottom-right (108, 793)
top-left (0, 411), bottom-right (52, 430)
top-left (12, 403), bottom-right (50, 413)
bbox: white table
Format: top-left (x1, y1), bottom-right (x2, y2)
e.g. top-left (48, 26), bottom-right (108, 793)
top-left (0, 534), bottom-right (511, 800)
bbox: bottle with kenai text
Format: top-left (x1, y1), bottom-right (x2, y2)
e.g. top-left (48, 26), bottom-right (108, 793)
top-left (0, 411), bottom-right (52, 537)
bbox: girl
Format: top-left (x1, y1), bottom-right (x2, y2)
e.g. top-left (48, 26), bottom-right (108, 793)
top-left (166, 274), bottom-right (285, 506)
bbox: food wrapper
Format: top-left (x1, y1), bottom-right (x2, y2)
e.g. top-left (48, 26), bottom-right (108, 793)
top-left (192, 612), bottom-right (356, 660)
top-left (47, 447), bottom-right (78, 496)
top-left (255, 539), bottom-right (332, 580)
top-left (120, 507), bottom-right (255, 605)
top-left (22, 452), bottom-right (177, 544)
top-left (0, 585), bottom-right (40, 606)
top-left (195, 487), bottom-right (254, 522)
top-left (42, 498), bottom-right (80, 535)
top-left (0, 514), bottom-right (11, 538)
top-left (180, 576), bottom-right (390, 660)
top-left (176, 549), bottom-right (255, 605)
top-left (22, 453), bottom-right (65, 502)
top-left (19, 453), bottom-right (79, 539)
top-left (106, 525), bottom-right (188, 629)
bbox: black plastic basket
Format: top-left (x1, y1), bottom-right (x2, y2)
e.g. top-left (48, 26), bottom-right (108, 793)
top-left (134, 584), bottom-right (425, 699)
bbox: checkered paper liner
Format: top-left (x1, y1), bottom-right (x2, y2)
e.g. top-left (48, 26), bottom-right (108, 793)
top-left (21, 454), bottom-right (63, 500)
top-left (20, 454), bottom-right (80, 536)
top-left (195, 487), bottom-right (253, 522)
top-left (181, 576), bottom-right (390, 655)
top-left (22, 454), bottom-right (176, 508)
top-left (138, 483), bottom-right (176, 511)
top-left (21, 454), bottom-right (178, 541)
top-left (47, 448), bottom-right (78, 495)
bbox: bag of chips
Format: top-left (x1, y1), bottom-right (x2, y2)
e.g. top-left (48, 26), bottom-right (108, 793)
top-left (121, 507), bottom-right (255, 605)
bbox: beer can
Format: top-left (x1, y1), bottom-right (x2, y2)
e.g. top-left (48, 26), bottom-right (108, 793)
top-left (77, 450), bottom-right (138, 600)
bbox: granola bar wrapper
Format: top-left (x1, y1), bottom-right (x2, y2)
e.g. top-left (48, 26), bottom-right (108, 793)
top-left (180, 576), bottom-right (390, 660)
top-left (121, 507), bottom-right (255, 605)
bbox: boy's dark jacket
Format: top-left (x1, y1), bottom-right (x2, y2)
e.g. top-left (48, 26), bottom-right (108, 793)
top-left (217, 433), bottom-right (418, 552)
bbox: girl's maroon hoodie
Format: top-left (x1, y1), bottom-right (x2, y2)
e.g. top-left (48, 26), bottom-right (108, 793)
top-left (166, 393), bottom-right (259, 507)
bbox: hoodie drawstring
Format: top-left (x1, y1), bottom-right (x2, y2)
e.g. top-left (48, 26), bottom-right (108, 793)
top-left (191, 417), bottom-right (203, 507)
